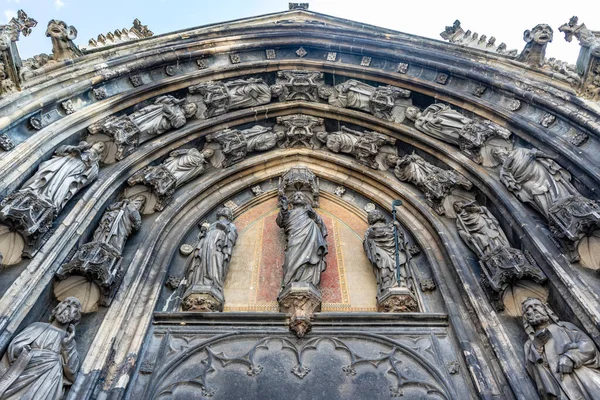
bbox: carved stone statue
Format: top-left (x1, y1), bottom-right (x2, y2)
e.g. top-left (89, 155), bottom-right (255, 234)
top-left (0, 297), bottom-right (81, 400)
top-left (454, 201), bottom-right (546, 309)
top-left (316, 127), bottom-right (395, 169)
top-left (0, 141), bottom-right (104, 256)
top-left (129, 95), bottom-right (197, 137)
top-left (45, 19), bottom-right (82, 61)
top-left (319, 79), bottom-right (412, 123)
top-left (274, 114), bottom-right (326, 149)
top-left (189, 78), bottom-right (271, 118)
top-left (127, 148), bottom-right (213, 211)
top-left (182, 207), bottom-right (238, 312)
top-left (55, 196), bottom-right (144, 307)
top-left (405, 103), bottom-right (511, 165)
top-left (522, 298), bottom-right (600, 399)
top-left (271, 70), bottom-right (326, 102)
top-left (517, 24), bottom-right (553, 67)
top-left (387, 154), bottom-right (473, 216)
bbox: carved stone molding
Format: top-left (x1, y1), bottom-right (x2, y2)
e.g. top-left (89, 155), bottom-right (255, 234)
top-left (377, 287), bottom-right (419, 312)
top-left (274, 114), bottom-right (325, 149)
top-left (278, 282), bottom-right (322, 337)
top-left (182, 285), bottom-right (224, 312)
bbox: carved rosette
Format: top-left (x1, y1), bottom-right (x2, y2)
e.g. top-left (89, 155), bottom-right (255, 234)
top-left (278, 282), bottom-right (322, 337)
top-left (0, 133), bottom-right (15, 150)
top-left (547, 195), bottom-right (600, 261)
top-left (0, 190), bottom-right (57, 257)
top-left (127, 165), bottom-right (177, 212)
top-left (55, 241), bottom-right (122, 306)
top-left (377, 287), bottom-right (419, 313)
top-left (182, 285), bottom-right (224, 312)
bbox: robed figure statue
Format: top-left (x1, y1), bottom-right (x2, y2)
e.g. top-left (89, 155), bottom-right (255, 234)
top-left (522, 298), bottom-right (600, 399)
top-left (277, 191), bottom-right (328, 288)
top-left (185, 207), bottom-right (238, 296)
top-left (0, 297), bottom-right (82, 400)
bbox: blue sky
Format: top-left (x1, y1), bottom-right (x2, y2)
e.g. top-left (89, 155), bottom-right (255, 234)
top-left (3, 0), bottom-right (599, 63)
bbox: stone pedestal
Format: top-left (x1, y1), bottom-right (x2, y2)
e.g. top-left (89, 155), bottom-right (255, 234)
top-left (278, 282), bottom-right (322, 338)
top-left (182, 284), bottom-right (224, 312)
top-left (377, 286), bottom-right (419, 313)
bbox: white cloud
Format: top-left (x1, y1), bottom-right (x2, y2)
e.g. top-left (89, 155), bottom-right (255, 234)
top-left (3, 9), bottom-right (16, 23)
top-left (6, 0), bottom-right (21, 4)
top-left (54, 0), bottom-right (65, 9)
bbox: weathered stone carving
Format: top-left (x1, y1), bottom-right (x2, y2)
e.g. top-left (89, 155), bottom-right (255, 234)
top-left (278, 166), bottom-right (320, 207)
top-left (454, 201), bottom-right (546, 310)
top-left (61, 99), bottom-right (75, 115)
top-left (0, 9), bottom-right (37, 94)
top-left (182, 207), bottom-right (237, 312)
top-left (320, 79), bottom-right (412, 123)
top-left (127, 148), bottom-right (213, 211)
top-left (387, 154), bottom-right (473, 216)
top-left (0, 297), bottom-right (81, 400)
top-left (440, 20), bottom-right (517, 56)
top-left (522, 298), bottom-right (600, 399)
top-left (364, 210), bottom-right (418, 312)
top-left (0, 61), bottom-right (17, 97)
top-left (493, 147), bottom-right (600, 261)
top-left (205, 126), bottom-right (284, 168)
top-left (316, 127), bottom-right (395, 169)
top-left (86, 19), bottom-right (153, 49)
top-left (271, 70), bottom-right (325, 102)
top-left (87, 95), bottom-right (196, 162)
top-left (189, 78), bottom-right (271, 118)
top-left (405, 103), bottom-right (512, 166)
top-left (0, 141), bottom-right (103, 256)
top-left (274, 114), bottom-right (326, 149)
top-left (55, 197), bottom-right (144, 308)
top-left (0, 133), bottom-right (14, 151)
top-left (45, 19), bottom-right (82, 62)
top-left (517, 24), bottom-right (553, 67)
top-left (277, 168), bottom-right (326, 336)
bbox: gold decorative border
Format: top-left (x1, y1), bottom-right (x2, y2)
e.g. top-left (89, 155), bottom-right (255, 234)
top-left (333, 219), bottom-right (350, 304)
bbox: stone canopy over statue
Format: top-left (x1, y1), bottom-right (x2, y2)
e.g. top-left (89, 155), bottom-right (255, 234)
top-left (0, 297), bottom-right (81, 400)
top-left (522, 298), bottom-right (600, 399)
top-left (182, 207), bottom-right (238, 312)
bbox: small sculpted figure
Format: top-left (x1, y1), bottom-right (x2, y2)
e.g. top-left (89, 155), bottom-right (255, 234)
top-left (45, 19), bottom-right (82, 61)
top-left (522, 298), bottom-right (600, 399)
top-left (130, 95), bottom-right (197, 137)
top-left (363, 210), bottom-right (410, 292)
top-left (185, 207), bottom-right (238, 292)
top-left (453, 201), bottom-right (510, 256)
top-left (277, 192), bottom-right (328, 288)
top-left (492, 147), bottom-right (579, 219)
top-left (225, 78), bottom-right (272, 110)
top-left (243, 126), bottom-right (285, 153)
top-left (161, 148), bottom-right (213, 187)
top-left (0, 297), bottom-right (82, 400)
top-left (92, 196), bottom-right (144, 252)
top-left (316, 127), bottom-right (393, 169)
top-left (517, 24), bottom-right (553, 67)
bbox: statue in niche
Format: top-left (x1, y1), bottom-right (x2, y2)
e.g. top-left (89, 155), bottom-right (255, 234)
top-left (0, 297), bottom-right (81, 400)
top-left (45, 19), bottom-right (81, 62)
top-left (386, 153), bottom-right (473, 216)
top-left (129, 95), bottom-right (197, 137)
top-left (127, 148), bottom-right (213, 211)
top-left (454, 201), bottom-right (546, 309)
top-left (188, 78), bottom-right (271, 118)
top-left (522, 297), bottom-right (600, 399)
top-left (55, 196), bottom-right (145, 307)
top-left (405, 103), bottom-right (511, 165)
top-left (517, 24), bottom-right (553, 67)
top-left (182, 207), bottom-right (238, 312)
top-left (319, 79), bottom-right (412, 122)
top-left (363, 210), bottom-right (411, 293)
top-left (316, 127), bottom-right (395, 169)
top-left (0, 141), bottom-right (104, 255)
top-left (277, 191), bottom-right (328, 289)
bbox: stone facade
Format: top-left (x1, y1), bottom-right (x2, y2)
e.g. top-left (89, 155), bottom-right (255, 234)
top-left (0, 5), bottom-right (599, 400)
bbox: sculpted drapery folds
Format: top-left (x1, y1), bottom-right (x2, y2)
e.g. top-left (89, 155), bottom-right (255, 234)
top-left (277, 192), bottom-right (328, 289)
top-left (363, 210), bottom-right (410, 293)
top-left (189, 78), bottom-right (271, 118)
top-left (454, 201), bottom-right (510, 257)
top-left (90, 197), bottom-right (144, 253)
top-left (522, 298), bottom-right (600, 399)
top-left (0, 297), bottom-right (81, 400)
top-left (130, 95), bottom-right (197, 137)
top-left (184, 207), bottom-right (238, 299)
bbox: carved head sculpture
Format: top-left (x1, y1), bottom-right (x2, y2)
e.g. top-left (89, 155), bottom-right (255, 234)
top-left (521, 297), bottom-right (560, 337)
top-left (323, 134), bottom-right (342, 153)
top-left (291, 191), bottom-right (309, 206)
top-left (45, 19), bottom-right (77, 41)
top-left (317, 85), bottom-right (334, 99)
top-left (367, 209), bottom-right (387, 226)
top-left (315, 131), bottom-right (328, 143)
top-left (201, 148), bottom-right (215, 159)
top-left (182, 102), bottom-right (198, 119)
top-left (50, 297), bottom-right (82, 325)
top-left (385, 154), bottom-right (400, 167)
top-left (129, 194), bottom-right (147, 211)
top-left (452, 200), bottom-right (478, 215)
top-left (90, 141), bottom-right (107, 156)
top-left (216, 206), bottom-right (234, 222)
top-left (404, 106), bottom-right (421, 122)
top-left (524, 24), bottom-right (553, 45)
top-left (490, 147), bottom-right (510, 163)
top-left (270, 83), bottom-right (284, 97)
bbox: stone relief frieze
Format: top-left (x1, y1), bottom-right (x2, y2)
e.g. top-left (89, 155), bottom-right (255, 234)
top-left (273, 114), bottom-right (326, 149)
top-left (271, 70), bottom-right (325, 102)
top-left (454, 201), bottom-right (546, 310)
top-left (54, 197), bottom-right (144, 311)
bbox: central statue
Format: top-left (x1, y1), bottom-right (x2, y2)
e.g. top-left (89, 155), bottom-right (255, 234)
top-left (277, 191), bottom-right (328, 288)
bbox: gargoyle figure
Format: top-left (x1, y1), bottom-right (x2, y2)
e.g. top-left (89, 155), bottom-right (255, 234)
top-left (45, 19), bottom-right (82, 61)
top-left (517, 24), bottom-right (553, 67)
